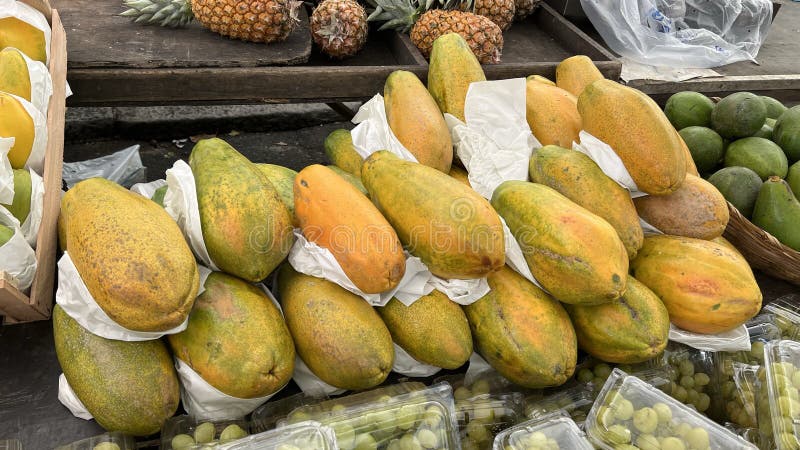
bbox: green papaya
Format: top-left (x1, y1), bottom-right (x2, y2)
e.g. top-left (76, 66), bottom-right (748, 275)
top-left (427, 33), bottom-right (486, 122)
top-left (463, 266), bottom-right (577, 388)
top-left (278, 265), bottom-right (394, 390)
top-left (491, 180), bottom-right (628, 305)
top-left (53, 306), bottom-right (179, 436)
top-left (256, 163), bottom-right (298, 226)
top-left (377, 290), bottom-right (472, 369)
top-left (752, 176), bottom-right (800, 251)
top-left (361, 151), bottom-right (505, 279)
top-left (61, 178), bottom-right (200, 332)
top-left (327, 165), bottom-right (369, 196)
top-left (1, 168), bottom-right (31, 223)
top-left (774, 105), bottom-right (800, 163)
top-left (324, 129), bottom-right (363, 178)
top-left (190, 138), bottom-right (294, 282)
top-left (168, 272), bottom-right (295, 399)
top-left (0, 223), bottom-right (12, 246)
top-left (150, 185), bottom-right (167, 207)
top-left (788, 161), bottom-right (800, 198)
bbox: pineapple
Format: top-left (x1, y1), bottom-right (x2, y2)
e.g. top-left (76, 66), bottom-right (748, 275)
top-left (460, 0), bottom-right (514, 31)
top-left (121, 0), bottom-right (302, 44)
top-left (311, 0), bottom-right (369, 58)
top-left (513, 0), bottom-right (542, 21)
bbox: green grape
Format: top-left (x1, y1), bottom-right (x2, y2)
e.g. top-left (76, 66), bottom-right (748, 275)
top-left (171, 434), bottom-right (195, 450)
top-left (636, 433), bottom-right (660, 450)
top-left (595, 364), bottom-right (613, 380)
top-left (750, 341), bottom-right (765, 360)
top-left (93, 444), bottom-right (121, 450)
top-left (612, 398), bottom-right (635, 421)
top-left (472, 379), bottom-right (491, 396)
top-left (461, 439), bottom-right (480, 450)
top-left (693, 373), bottom-right (710, 387)
top-left (673, 386), bottom-right (688, 403)
top-left (673, 422), bottom-right (691, 438)
top-left (423, 407), bottom-right (443, 429)
top-left (792, 371), bottom-right (800, 389)
top-left (332, 403), bottom-right (348, 412)
top-left (680, 376), bottom-right (695, 390)
top-left (276, 445), bottom-right (300, 450)
top-left (685, 427), bottom-right (709, 450)
top-left (466, 420), bottom-right (491, 443)
top-left (287, 409), bottom-right (311, 424)
top-left (679, 360), bottom-right (695, 377)
top-left (220, 424), bottom-right (247, 443)
top-left (778, 432), bottom-right (800, 450)
top-left (334, 424), bottom-right (356, 449)
top-left (545, 437), bottom-right (559, 450)
top-left (633, 407), bottom-right (659, 434)
top-left (576, 369), bottom-right (594, 383)
top-left (653, 403), bottom-right (672, 424)
top-left (399, 433), bottom-right (422, 450)
top-left (454, 387), bottom-right (473, 401)
top-left (471, 400), bottom-right (496, 424)
top-left (695, 393), bottom-right (710, 412)
top-left (779, 396), bottom-right (800, 419)
top-left (396, 404), bottom-right (422, 431)
top-left (614, 445), bottom-right (638, 450)
top-left (593, 377), bottom-right (606, 387)
top-left (605, 425), bottom-right (631, 445)
top-left (661, 436), bottom-right (686, 450)
top-left (194, 422), bottom-right (215, 444)
top-left (354, 433), bottom-right (378, 450)
top-left (525, 431), bottom-right (548, 446)
top-left (597, 406), bottom-right (616, 428)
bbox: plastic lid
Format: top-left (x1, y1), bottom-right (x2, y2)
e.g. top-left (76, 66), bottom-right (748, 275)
top-left (586, 368), bottom-right (757, 450)
top-left (525, 383), bottom-right (596, 425)
top-left (457, 392), bottom-right (526, 450)
top-left (493, 415), bottom-right (594, 450)
top-left (217, 421), bottom-right (337, 450)
top-left (160, 416), bottom-right (250, 450)
top-left (764, 340), bottom-right (800, 450)
top-left (251, 392), bottom-right (328, 434)
top-left (54, 433), bottom-right (135, 450)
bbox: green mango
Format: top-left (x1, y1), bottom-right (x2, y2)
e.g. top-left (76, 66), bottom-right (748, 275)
top-left (1, 169), bottom-right (31, 223)
top-left (0, 224), bottom-right (13, 246)
top-left (752, 177), bottom-right (800, 251)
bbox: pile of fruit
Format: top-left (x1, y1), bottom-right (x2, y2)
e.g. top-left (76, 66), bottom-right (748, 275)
top-left (664, 91), bottom-right (800, 252)
top-left (0, 0), bottom-right (52, 293)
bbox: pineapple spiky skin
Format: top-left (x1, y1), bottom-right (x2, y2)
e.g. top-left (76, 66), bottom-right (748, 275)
top-left (120, 0), bottom-right (194, 27)
top-left (191, 0), bottom-right (302, 43)
top-left (410, 10), bottom-right (503, 64)
top-left (513, 0), bottom-right (541, 20)
top-left (311, 0), bottom-right (369, 58)
top-left (462, 0), bottom-right (514, 31)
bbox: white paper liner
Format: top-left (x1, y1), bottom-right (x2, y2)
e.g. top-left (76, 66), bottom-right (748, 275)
top-left (130, 179), bottom-right (167, 199)
top-left (464, 353), bottom-right (494, 386)
top-left (58, 374), bottom-right (93, 420)
top-left (1, 47), bottom-right (52, 115)
top-left (350, 94), bottom-right (418, 162)
top-left (5, 92), bottom-right (47, 173)
top-left (55, 252), bottom-right (204, 341)
top-left (572, 131), bottom-right (646, 198)
top-left (0, 0), bottom-right (51, 63)
top-left (668, 323), bottom-right (751, 352)
top-left (0, 167), bottom-right (43, 247)
top-left (292, 356), bottom-right (346, 398)
top-left (426, 276), bottom-right (489, 306)
top-left (0, 224), bottom-right (35, 291)
top-left (392, 344), bottom-right (441, 378)
top-left (164, 159), bottom-right (219, 271)
top-left (0, 137), bottom-right (14, 204)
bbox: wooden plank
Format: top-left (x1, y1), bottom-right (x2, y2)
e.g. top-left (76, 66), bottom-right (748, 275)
top-left (390, 33), bottom-right (428, 67)
top-left (0, 280), bottom-right (48, 323)
top-left (536, 2), bottom-right (616, 61)
top-left (51, 0), bottom-right (312, 68)
top-left (483, 60), bottom-right (620, 81)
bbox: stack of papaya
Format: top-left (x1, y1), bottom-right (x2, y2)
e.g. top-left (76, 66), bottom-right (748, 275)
top-left (665, 90), bottom-right (800, 251)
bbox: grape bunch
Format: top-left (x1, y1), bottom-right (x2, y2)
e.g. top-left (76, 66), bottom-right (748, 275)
top-left (657, 351), bottom-right (713, 415)
top-left (761, 361), bottom-right (800, 450)
top-left (502, 430), bottom-right (562, 450)
top-left (524, 384), bottom-right (595, 426)
top-left (458, 394), bottom-right (523, 450)
top-left (170, 422), bottom-right (248, 449)
top-left (719, 362), bottom-right (759, 428)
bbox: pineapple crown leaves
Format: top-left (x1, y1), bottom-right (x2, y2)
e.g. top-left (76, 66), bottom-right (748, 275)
top-left (364, 0), bottom-right (421, 32)
top-left (120, 0), bottom-right (194, 27)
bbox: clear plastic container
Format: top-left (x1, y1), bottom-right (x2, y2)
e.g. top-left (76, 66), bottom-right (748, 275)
top-left (586, 368), bottom-right (757, 450)
top-left (216, 421), bottom-right (338, 450)
top-left (572, 357), bottom-right (666, 392)
top-left (457, 392), bottom-right (526, 450)
top-left (763, 340), bottom-right (800, 450)
top-left (278, 382), bottom-right (460, 450)
top-left (657, 342), bottom-right (717, 415)
top-left (250, 392), bottom-right (329, 433)
top-left (524, 383), bottom-right (597, 427)
top-left (160, 416), bottom-right (251, 449)
top-left (55, 433), bottom-right (135, 450)
top-left (436, 371), bottom-right (516, 401)
top-left (0, 441), bottom-right (21, 450)
top-left (492, 414), bottom-right (594, 450)
top-left (724, 424), bottom-right (771, 450)
top-left (764, 296), bottom-right (800, 340)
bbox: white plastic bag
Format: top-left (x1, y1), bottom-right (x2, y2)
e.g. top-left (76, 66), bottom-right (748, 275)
top-left (4, 93), bottom-right (47, 174)
top-left (62, 145), bottom-right (145, 189)
top-left (580, 0), bottom-right (773, 68)
top-left (54, 252), bottom-right (202, 341)
top-left (464, 353), bottom-right (495, 386)
top-left (292, 357), bottom-right (346, 398)
top-left (1, 47), bottom-right (53, 115)
top-left (350, 94), bottom-right (418, 162)
top-left (393, 344), bottom-right (441, 378)
top-left (58, 374), bottom-right (93, 420)
top-left (0, 138), bottom-right (15, 205)
top-left (0, 0), bottom-right (51, 63)
top-left (668, 323), bottom-right (751, 352)
top-left (0, 224), bottom-right (36, 291)
top-left (130, 179), bottom-right (167, 199)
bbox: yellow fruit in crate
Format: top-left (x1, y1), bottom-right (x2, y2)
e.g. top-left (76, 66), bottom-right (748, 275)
top-left (0, 17), bottom-right (48, 63)
top-left (0, 92), bottom-right (35, 169)
top-left (0, 48), bottom-right (32, 102)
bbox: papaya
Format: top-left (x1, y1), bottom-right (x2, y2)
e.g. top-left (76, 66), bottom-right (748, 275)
top-left (0, 16), bottom-right (47, 63)
top-left (449, 165), bottom-right (471, 187)
top-left (278, 265), bottom-right (394, 390)
top-left (150, 185), bottom-right (167, 208)
top-left (773, 105), bottom-right (800, 163)
top-left (578, 80), bottom-right (687, 195)
top-left (327, 165), bottom-right (369, 196)
top-left (492, 180), bottom-right (628, 305)
top-left (761, 96), bottom-right (788, 120)
top-left (634, 174), bottom-right (729, 240)
top-left (384, 70), bottom-right (453, 173)
top-left (53, 306), bottom-right (180, 436)
top-left (529, 145), bottom-right (643, 259)
top-left (711, 92), bottom-right (767, 139)
top-left (295, 164), bottom-right (406, 294)
top-left (463, 266), bottom-right (577, 388)
top-left (0, 48), bottom-right (32, 102)
top-left (564, 276), bottom-right (670, 364)
top-left (256, 163), bottom-right (298, 225)
top-left (61, 178), bottom-right (200, 331)
top-left (190, 138), bottom-right (294, 282)
top-left (752, 176), bottom-right (800, 251)
top-left (712, 236), bottom-right (741, 256)
top-left (631, 235), bottom-right (762, 334)
top-left (664, 92), bottom-right (714, 130)
top-left (324, 129), bottom-right (363, 177)
top-left (361, 151), bottom-right (505, 279)
top-left (676, 130), bottom-right (701, 176)
top-left (427, 33), bottom-right (486, 122)
top-left (377, 290), bottom-right (472, 369)
top-left (167, 272), bottom-right (295, 399)
top-left (708, 166), bottom-right (763, 219)
top-left (525, 80), bottom-right (581, 147)
top-left (555, 55), bottom-right (604, 97)
top-left (0, 92), bottom-right (38, 169)
top-left (1, 169), bottom-right (32, 224)
top-left (0, 224), bottom-right (12, 246)
top-left (527, 74), bottom-right (556, 86)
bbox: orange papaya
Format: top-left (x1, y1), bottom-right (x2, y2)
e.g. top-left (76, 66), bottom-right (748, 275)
top-left (428, 33), bottom-right (486, 121)
top-left (525, 80), bottom-right (582, 147)
top-left (555, 55), bottom-right (604, 97)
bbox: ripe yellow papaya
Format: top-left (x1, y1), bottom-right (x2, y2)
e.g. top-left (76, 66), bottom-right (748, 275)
top-left (168, 272), bottom-right (295, 398)
top-left (190, 138), bottom-right (294, 282)
top-left (527, 74), bottom-right (556, 86)
top-left (294, 164), bottom-right (406, 294)
top-left (324, 129), bottom-right (363, 178)
top-left (61, 178), bottom-right (200, 331)
top-left (712, 235), bottom-right (741, 256)
top-left (564, 276), bottom-right (670, 364)
top-left (491, 180), bottom-right (628, 305)
top-left (54, 306), bottom-right (179, 436)
top-left (578, 80), bottom-right (687, 195)
top-left (449, 165), bottom-right (471, 187)
top-left (384, 70), bottom-right (453, 172)
top-left (327, 164), bottom-right (369, 196)
top-left (631, 235), bottom-right (762, 334)
top-left (362, 151), bottom-right (505, 279)
top-left (427, 33), bottom-right (486, 122)
top-left (529, 145), bottom-right (643, 259)
top-left (0, 92), bottom-right (37, 169)
top-left (378, 290), bottom-right (472, 369)
top-left (256, 163), bottom-right (298, 226)
top-left (555, 55), bottom-right (604, 97)
top-left (0, 16), bottom-right (47, 63)
top-left (0, 48), bottom-right (32, 102)
top-left (634, 174), bottom-right (729, 240)
top-left (464, 266), bottom-right (577, 388)
top-left (525, 80), bottom-right (582, 147)
top-left (278, 265), bottom-right (394, 390)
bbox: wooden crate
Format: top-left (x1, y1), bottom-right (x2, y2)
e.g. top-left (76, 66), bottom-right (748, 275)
top-left (0, 0), bottom-right (67, 324)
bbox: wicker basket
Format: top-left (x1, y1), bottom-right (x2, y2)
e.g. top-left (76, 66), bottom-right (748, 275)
top-left (722, 202), bottom-right (800, 286)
